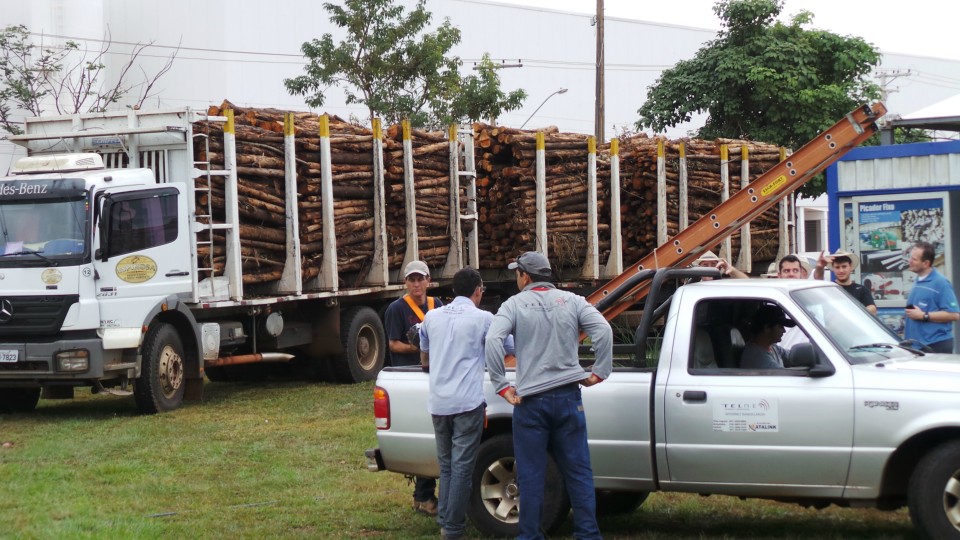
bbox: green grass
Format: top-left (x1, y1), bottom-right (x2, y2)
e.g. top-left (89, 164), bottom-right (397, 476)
top-left (0, 380), bottom-right (916, 539)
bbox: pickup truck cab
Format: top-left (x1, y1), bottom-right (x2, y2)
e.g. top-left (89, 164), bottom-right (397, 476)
top-left (367, 268), bottom-right (960, 539)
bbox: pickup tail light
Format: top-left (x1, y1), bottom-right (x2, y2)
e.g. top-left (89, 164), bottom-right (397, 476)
top-left (373, 385), bottom-right (390, 430)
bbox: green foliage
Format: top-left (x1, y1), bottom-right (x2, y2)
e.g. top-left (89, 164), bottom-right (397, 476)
top-left (285, 0), bottom-right (525, 128)
top-left (636, 0), bottom-right (881, 195)
top-left (0, 24), bottom-right (177, 135)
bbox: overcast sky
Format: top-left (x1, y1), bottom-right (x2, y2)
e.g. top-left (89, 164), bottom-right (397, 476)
top-left (497, 0), bottom-right (960, 61)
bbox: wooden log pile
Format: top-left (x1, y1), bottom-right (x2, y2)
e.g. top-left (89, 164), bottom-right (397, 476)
top-left (191, 100), bottom-right (785, 288)
top-left (616, 136), bottom-right (783, 264)
top-left (195, 100), bottom-right (387, 289)
top-left (383, 126), bottom-right (453, 269)
top-left (472, 124), bottom-right (612, 277)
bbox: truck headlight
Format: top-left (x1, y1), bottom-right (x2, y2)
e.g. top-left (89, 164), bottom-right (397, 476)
top-left (56, 350), bottom-right (89, 371)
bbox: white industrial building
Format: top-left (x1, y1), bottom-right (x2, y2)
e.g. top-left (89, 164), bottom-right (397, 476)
top-left (2, 0), bottom-right (959, 177)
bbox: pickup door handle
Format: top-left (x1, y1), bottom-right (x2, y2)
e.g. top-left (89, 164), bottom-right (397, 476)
top-left (165, 270), bottom-right (190, 277)
top-left (682, 390), bottom-right (707, 402)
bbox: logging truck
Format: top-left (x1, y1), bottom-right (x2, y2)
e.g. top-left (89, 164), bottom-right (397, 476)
top-left (0, 108), bottom-right (488, 414)
top-left (0, 104), bottom-right (792, 415)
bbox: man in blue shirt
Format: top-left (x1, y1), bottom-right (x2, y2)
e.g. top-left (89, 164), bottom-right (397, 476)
top-left (905, 242), bottom-right (960, 353)
top-left (420, 267), bottom-right (503, 540)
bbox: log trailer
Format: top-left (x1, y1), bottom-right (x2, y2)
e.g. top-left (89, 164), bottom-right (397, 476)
top-left (0, 103), bottom-right (884, 414)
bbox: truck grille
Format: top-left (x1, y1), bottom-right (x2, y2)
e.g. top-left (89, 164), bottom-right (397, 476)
top-left (0, 295), bottom-right (79, 337)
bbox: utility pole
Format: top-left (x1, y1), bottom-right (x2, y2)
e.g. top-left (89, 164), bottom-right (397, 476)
top-left (595, 0), bottom-right (604, 141)
top-left (876, 68), bottom-right (910, 145)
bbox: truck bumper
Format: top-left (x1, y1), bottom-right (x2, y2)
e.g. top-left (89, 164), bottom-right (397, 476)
top-left (365, 448), bottom-right (385, 472)
top-left (0, 335), bottom-right (126, 384)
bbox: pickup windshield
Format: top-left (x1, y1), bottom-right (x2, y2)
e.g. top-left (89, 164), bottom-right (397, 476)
top-left (792, 287), bottom-right (915, 365)
top-left (0, 197), bottom-right (88, 266)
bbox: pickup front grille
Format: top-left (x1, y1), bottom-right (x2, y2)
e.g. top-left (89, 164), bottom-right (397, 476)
top-left (0, 295), bottom-right (79, 337)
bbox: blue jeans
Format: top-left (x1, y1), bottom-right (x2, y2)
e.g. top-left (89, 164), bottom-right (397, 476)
top-left (513, 382), bottom-right (600, 540)
top-left (432, 403), bottom-right (486, 537)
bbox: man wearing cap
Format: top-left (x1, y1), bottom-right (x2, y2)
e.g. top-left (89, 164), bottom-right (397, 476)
top-left (383, 260), bottom-right (443, 515)
top-left (485, 251), bottom-right (612, 540)
top-left (741, 304), bottom-right (797, 369)
top-left (813, 249), bottom-right (877, 314)
top-left (904, 241), bottom-right (959, 353)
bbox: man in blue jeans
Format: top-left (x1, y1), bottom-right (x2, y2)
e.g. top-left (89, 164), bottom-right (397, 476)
top-left (485, 251), bottom-right (613, 540)
top-left (420, 268), bottom-right (510, 540)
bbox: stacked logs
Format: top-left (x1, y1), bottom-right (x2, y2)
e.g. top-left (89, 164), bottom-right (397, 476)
top-left (383, 126), bottom-right (453, 268)
top-left (192, 100), bottom-right (785, 288)
top-left (195, 100), bottom-right (388, 288)
top-left (616, 136), bottom-right (783, 264)
top-left (473, 125), bottom-right (612, 276)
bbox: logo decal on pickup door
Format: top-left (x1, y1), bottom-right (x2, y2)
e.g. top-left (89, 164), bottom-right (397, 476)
top-left (713, 398), bottom-right (780, 433)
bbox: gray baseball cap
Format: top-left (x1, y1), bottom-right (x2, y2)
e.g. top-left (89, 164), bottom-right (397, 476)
top-left (508, 251), bottom-right (552, 275)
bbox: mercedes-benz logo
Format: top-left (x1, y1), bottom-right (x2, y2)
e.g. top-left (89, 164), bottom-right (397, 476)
top-left (0, 299), bottom-right (13, 323)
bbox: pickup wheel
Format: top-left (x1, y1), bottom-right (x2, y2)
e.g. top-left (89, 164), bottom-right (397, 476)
top-left (335, 307), bottom-right (385, 383)
top-left (0, 387), bottom-right (41, 413)
top-left (134, 323), bottom-right (186, 414)
top-left (468, 434), bottom-right (569, 538)
top-left (595, 490), bottom-right (649, 516)
top-left (908, 439), bottom-right (960, 539)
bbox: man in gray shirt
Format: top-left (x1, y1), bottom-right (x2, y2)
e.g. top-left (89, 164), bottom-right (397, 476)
top-left (485, 251), bottom-right (612, 540)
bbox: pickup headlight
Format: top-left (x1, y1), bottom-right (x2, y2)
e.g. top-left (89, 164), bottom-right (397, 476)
top-left (56, 349), bottom-right (89, 372)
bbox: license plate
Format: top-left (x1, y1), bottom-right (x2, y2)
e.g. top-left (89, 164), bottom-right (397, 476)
top-left (0, 349), bottom-right (19, 362)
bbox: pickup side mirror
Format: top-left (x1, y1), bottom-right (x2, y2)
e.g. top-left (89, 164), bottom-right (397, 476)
top-left (788, 342), bottom-right (836, 378)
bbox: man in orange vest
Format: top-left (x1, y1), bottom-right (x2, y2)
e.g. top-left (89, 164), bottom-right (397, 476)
top-left (383, 259), bottom-right (443, 515)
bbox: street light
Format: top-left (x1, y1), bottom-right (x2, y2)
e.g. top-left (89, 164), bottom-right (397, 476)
top-left (520, 88), bottom-right (568, 129)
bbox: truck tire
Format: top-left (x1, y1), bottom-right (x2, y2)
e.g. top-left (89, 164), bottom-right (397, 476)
top-left (468, 434), bottom-right (570, 538)
top-left (595, 490), bottom-right (649, 516)
top-left (335, 307), bottom-right (385, 383)
top-left (908, 439), bottom-right (960, 539)
top-left (134, 323), bottom-right (186, 414)
top-left (0, 387), bottom-right (41, 413)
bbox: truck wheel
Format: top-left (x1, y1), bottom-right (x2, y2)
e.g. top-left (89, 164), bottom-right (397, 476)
top-left (335, 307), bottom-right (385, 383)
top-left (468, 434), bottom-right (570, 538)
top-left (134, 323), bottom-right (186, 414)
top-left (908, 439), bottom-right (960, 539)
top-left (595, 490), bottom-right (649, 516)
top-left (0, 387), bottom-right (41, 413)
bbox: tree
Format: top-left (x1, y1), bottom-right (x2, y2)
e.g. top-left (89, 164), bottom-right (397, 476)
top-left (0, 25), bottom-right (178, 135)
top-left (284, 0), bottom-right (525, 127)
top-left (635, 0), bottom-right (881, 195)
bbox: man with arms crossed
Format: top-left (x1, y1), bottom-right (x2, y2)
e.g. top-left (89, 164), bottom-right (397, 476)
top-left (485, 251), bottom-right (612, 540)
top-left (904, 242), bottom-right (959, 353)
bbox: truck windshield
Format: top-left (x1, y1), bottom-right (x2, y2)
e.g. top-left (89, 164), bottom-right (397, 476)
top-left (0, 197), bottom-right (88, 265)
top-left (792, 286), bottom-right (916, 365)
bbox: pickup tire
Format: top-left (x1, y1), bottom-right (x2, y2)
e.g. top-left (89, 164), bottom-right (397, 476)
top-left (335, 307), bottom-right (385, 383)
top-left (908, 439), bottom-right (960, 539)
top-left (468, 434), bottom-right (569, 538)
top-left (0, 387), bottom-right (41, 413)
top-left (134, 323), bottom-right (186, 414)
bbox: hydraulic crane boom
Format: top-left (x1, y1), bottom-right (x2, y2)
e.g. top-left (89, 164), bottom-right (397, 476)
top-left (588, 102), bottom-right (887, 321)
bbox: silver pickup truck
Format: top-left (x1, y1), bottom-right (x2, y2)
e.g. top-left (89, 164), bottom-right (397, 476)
top-left (366, 268), bottom-right (960, 539)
